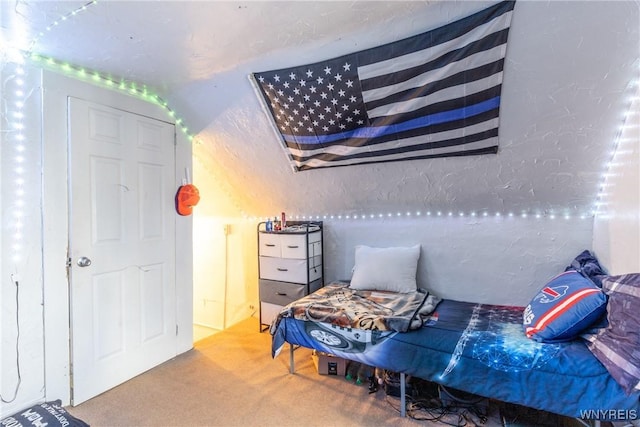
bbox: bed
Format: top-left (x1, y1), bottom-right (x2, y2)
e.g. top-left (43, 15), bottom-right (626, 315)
top-left (269, 247), bottom-right (640, 424)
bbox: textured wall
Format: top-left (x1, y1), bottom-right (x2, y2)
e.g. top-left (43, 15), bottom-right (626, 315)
top-left (185, 1), bottom-right (639, 221)
top-left (1, 62), bottom-right (45, 415)
top-left (593, 85), bottom-right (640, 274)
top-left (188, 2), bottom-right (638, 322)
top-left (323, 216), bottom-right (593, 306)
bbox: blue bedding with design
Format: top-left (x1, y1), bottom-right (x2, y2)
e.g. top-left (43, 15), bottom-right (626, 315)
top-left (271, 298), bottom-right (640, 418)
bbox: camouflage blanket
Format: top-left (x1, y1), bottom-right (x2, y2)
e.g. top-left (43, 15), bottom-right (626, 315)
top-left (269, 282), bottom-right (441, 334)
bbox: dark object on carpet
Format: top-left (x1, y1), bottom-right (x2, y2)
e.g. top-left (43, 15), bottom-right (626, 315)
top-left (382, 370), bottom-right (440, 400)
top-left (500, 402), bottom-right (562, 427)
top-left (0, 400), bottom-right (90, 427)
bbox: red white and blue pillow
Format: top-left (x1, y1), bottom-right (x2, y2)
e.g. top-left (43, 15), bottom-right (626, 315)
top-left (523, 270), bottom-right (608, 343)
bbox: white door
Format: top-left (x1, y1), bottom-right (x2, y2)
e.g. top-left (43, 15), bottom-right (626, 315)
top-left (68, 97), bottom-right (177, 405)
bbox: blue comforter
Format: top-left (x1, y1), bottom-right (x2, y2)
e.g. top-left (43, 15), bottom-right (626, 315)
top-left (272, 299), bottom-right (640, 419)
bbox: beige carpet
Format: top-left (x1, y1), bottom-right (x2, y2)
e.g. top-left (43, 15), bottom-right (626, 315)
top-left (66, 317), bottom-right (506, 427)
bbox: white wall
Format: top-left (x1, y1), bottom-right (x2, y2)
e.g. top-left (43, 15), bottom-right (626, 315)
top-left (185, 0), bottom-right (639, 336)
top-left (190, 210), bottom-right (594, 334)
top-left (192, 144), bottom-right (259, 330)
top-left (191, 200), bottom-right (597, 334)
top-left (192, 217), bottom-right (258, 329)
top-left (0, 63), bottom-right (194, 416)
top-left (593, 85), bottom-right (640, 274)
top-left (323, 215), bottom-right (593, 306)
top-left (1, 61), bottom-right (46, 415)
top-left (175, 1), bottom-right (639, 221)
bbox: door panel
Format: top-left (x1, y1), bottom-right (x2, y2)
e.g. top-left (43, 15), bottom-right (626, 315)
top-left (140, 263), bottom-right (166, 341)
top-left (138, 163), bottom-right (165, 240)
top-left (93, 270), bottom-right (125, 360)
top-left (69, 97), bottom-right (177, 405)
top-left (91, 157), bottom-right (124, 243)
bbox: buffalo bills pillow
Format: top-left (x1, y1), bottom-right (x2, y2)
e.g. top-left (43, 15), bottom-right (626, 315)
top-left (523, 270), bottom-right (607, 342)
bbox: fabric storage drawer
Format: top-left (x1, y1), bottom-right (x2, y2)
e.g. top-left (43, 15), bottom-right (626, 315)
top-left (280, 231), bottom-right (322, 259)
top-left (258, 232), bottom-right (282, 257)
top-left (260, 278), bottom-right (323, 306)
top-left (260, 279), bottom-right (308, 305)
top-left (260, 257), bottom-right (309, 283)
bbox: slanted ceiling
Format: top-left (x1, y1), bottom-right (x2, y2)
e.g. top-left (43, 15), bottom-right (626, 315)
top-left (3, 1), bottom-right (639, 218)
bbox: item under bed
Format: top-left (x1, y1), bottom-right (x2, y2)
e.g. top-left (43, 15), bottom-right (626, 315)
top-left (271, 298), bottom-right (640, 419)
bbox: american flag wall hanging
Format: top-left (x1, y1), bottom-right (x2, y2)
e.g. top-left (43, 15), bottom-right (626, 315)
top-left (251, 1), bottom-right (516, 172)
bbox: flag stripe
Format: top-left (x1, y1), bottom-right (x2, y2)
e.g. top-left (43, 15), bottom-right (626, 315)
top-left (284, 91), bottom-right (501, 145)
top-left (251, 0), bottom-right (515, 171)
top-left (285, 109), bottom-right (500, 152)
top-left (291, 128), bottom-right (499, 165)
top-left (369, 86), bottom-right (501, 128)
top-left (356, 1), bottom-right (515, 68)
top-left (364, 57), bottom-right (505, 114)
top-left (371, 85), bottom-right (502, 127)
top-left (360, 28), bottom-right (510, 100)
top-left (367, 71), bottom-right (503, 119)
top-left (287, 116), bottom-right (500, 158)
top-left (297, 145), bottom-right (499, 172)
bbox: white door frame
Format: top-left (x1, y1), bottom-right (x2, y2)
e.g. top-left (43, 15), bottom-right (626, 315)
top-left (41, 70), bottom-right (194, 405)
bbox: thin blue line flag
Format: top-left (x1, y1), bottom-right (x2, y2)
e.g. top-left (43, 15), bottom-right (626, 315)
top-left (251, 1), bottom-right (515, 171)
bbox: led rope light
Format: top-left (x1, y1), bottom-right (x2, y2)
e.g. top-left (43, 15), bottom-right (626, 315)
top-left (5, 59), bottom-right (27, 263)
top-left (25, 1), bottom-right (99, 55)
top-left (12, 0), bottom-right (638, 225)
top-left (248, 73), bottom-right (639, 224)
top-left (245, 209), bottom-right (589, 223)
top-left (20, 0), bottom-right (193, 141)
top-left (594, 74), bottom-right (640, 217)
top-left (2, 1), bottom-right (100, 266)
top-left (29, 54), bottom-right (194, 141)
top-left (5, 0), bottom-right (197, 262)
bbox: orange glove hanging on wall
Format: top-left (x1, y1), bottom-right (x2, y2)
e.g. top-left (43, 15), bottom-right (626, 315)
top-left (175, 184), bottom-right (200, 216)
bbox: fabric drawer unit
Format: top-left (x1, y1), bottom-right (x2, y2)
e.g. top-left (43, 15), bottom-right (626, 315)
top-left (257, 221), bottom-right (324, 331)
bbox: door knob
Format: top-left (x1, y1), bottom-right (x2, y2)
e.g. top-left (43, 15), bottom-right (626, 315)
top-left (77, 257), bottom-right (92, 267)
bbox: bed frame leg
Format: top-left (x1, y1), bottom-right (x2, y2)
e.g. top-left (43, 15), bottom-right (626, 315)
top-left (289, 343), bottom-right (295, 374)
top-left (400, 372), bottom-right (406, 417)
top-left (575, 418), bottom-right (601, 427)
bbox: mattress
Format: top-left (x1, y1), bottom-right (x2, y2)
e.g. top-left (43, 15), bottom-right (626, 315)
top-left (272, 299), bottom-right (640, 418)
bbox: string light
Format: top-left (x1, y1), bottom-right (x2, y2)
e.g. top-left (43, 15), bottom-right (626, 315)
top-left (29, 53), bottom-right (194, 141)
top-left (26, 1), bottom-right (99, 55)
top-left (17, 0), bottom-right (194, 142)
top-left (6, 60), bottom-right (28, 263)
top-left (2, 2), bottom-right (100, 266)
top-left (4, 0), bottom-right (199, 269)
top-left (11, 0), bottom-right (633, 228)
top-left (248, 73), bottom-right (638, 224)
top-left (246, 209), bottom-right (590, 223)
top-left (594, 73), bottom-right (640, 217)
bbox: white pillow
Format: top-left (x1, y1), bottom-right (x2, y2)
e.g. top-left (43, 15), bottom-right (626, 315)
top-left (349, 245), bottom-right (421, 293)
